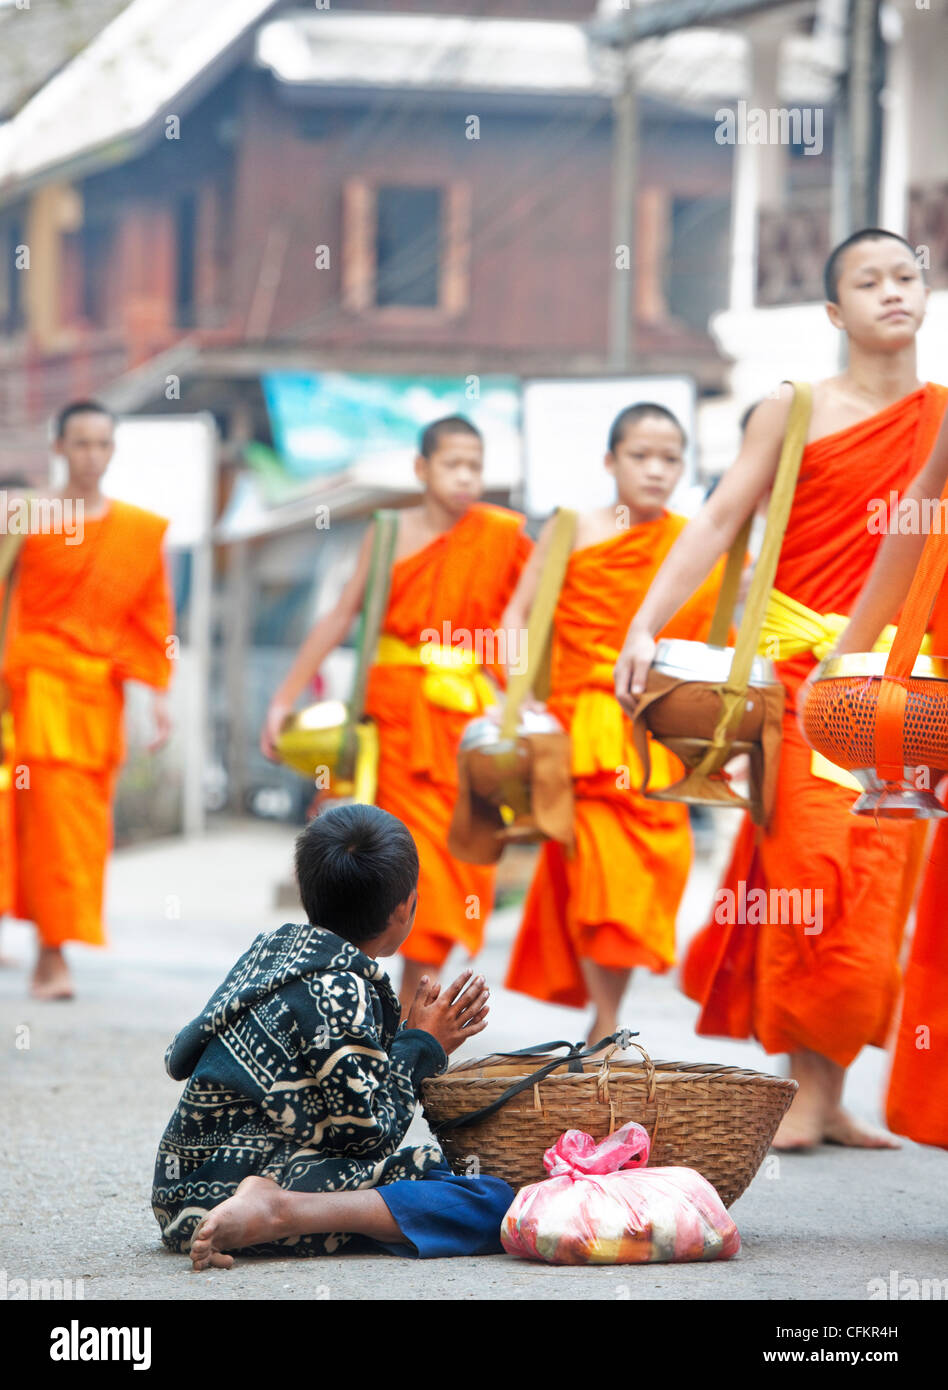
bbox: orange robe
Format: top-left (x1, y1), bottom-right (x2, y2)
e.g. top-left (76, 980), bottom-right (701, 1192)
top-left (683, 383), bottom-right (948, 1068)
top-left (2, 500), bottom-right (173, 948)
top-left (363, 503), bottom-right (531, 965)
top-left (505, 514), bottom-right (727, 1008)
top-left (885, 584), bottom-right (948, 1147)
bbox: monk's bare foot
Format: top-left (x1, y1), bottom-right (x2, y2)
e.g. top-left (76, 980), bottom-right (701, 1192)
top-left (823, 1109), bottom-right (901, 1149)
top-left (30, 947), bottom-right (74, 1000)
top-left (772, 1048), bottom-right (835, 1151)
top-left (190, 1175), bottom-right (289, 1271)
top-left (772, 1105), bottom-right (823, 1151)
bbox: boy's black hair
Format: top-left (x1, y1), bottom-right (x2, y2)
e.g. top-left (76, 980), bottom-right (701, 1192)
top-left (55, 399), bottom-right (114, 440)
top-left (823, 228), bottom-right (920, 303)
top-left (294, 804), bottom-right (419, 945)
top-left (419, 415), bottom-right (482, 459)
top-left (608, 402), bottom-right (687, 455)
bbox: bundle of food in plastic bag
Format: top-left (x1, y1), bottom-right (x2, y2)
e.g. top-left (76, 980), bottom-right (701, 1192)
top-left (500, 1121), bottom-right (741, 1265)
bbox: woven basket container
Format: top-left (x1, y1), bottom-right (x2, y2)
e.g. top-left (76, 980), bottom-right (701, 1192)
top-left (421, 1047), bottom-right (797, 1207)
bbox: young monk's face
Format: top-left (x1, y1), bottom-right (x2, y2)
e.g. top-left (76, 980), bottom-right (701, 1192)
top-left (605, 417), bottom-right (684, 519)
top-left (827, 238), bottom-right (928, 349)
top-left (57, 411), bottom-right (115, 493)
top-left (415, 433), bottom-right (484, 516)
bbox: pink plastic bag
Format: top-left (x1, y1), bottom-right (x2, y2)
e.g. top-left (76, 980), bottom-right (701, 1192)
top-left (501, 1122), bottom-right (741, 1265)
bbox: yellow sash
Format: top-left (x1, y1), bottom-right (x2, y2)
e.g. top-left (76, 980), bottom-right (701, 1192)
top-left (374, 633), bottom-right (497, 714)
top-left (758, 588), bottom-right (933, 790)
top-left (570, 661), bottom-right (679, 791)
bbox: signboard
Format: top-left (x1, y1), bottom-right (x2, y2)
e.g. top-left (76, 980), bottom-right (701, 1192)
top-left (262, 371), bottom-right (522, 488)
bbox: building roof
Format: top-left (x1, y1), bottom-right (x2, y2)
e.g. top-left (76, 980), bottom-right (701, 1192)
top-left (0, 1), bottom-right (838, 205)
top-left (257, 9), bottom-right (838, 110)
top-left (0, 0), bottom-right (132, 121)
top-left (0, 0), bottom-right (281, 204)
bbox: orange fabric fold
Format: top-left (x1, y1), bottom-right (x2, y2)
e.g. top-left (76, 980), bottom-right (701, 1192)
top-left (363, 503), bottom-right (531, 965)
top-left (683, 383), bottom-right (948, 1066)
top-left (505, 513), bottom-right (727, 1007)
top-left (1, 501), bottom-right (173, 948)
top-left (885, 578), bottom-right (948, 1147)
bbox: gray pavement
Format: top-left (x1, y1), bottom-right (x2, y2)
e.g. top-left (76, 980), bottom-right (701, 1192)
top-left (1, 817), bottom-right (946, 1301)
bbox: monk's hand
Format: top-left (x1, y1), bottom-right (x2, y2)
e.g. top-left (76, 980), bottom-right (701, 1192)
top-left (261, 698), bottom-right (291, 761)
top-left (148, 691), bottom-right (172, 752)
top-left (405, 968), bottom-right (490, 1055)
top-left (614, 628), bottom-right (656, 715)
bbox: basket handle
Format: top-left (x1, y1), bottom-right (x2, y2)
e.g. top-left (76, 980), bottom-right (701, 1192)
top-left (596, 1038), bottom-right (656, 1105)
top-left (429, 1031), bottom-right (637, 1134)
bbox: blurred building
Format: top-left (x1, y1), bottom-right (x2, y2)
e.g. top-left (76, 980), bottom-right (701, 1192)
top-left (1, 0), bottom-right (946, 824)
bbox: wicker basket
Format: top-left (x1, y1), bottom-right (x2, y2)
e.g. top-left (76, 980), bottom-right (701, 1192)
top-left (421, 1043), bottom-right (797, 1208)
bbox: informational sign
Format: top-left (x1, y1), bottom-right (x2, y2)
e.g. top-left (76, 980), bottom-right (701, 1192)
top-left (523, 376), bottom-right (698, 517)
top-left (104, 415), bottom-right (217, 547)
top-left (261, 371), bottom-right (522, 488)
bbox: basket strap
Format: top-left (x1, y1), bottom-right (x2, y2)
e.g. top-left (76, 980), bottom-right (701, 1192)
top-left (430, 1032), bottom-right (633, 1133)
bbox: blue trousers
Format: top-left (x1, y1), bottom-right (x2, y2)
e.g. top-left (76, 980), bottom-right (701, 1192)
top-left (373, 1169), bottom-right (514, 1258)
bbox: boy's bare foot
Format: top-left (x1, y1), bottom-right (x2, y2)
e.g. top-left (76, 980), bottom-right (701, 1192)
top-left (190, 1176), bottom-right (289, 1271)
top-left (30, 947), bottom-right (75, 1000)
top-left (823, 1109), bottom-right (901, 1149)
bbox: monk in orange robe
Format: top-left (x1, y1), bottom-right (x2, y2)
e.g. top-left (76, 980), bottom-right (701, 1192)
top-left (832, 409), bottom-right (948, 1148)
top-left (2, 401), bottom-right (174, 999)
top-left (504, 404), bottom-right (726, 1040)
top-left (263, 416), bottom-right (531, 1010)
top-left (615, 229), bottom-right (947, 1148)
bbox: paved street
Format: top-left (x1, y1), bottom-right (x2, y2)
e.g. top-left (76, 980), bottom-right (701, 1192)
top-left (2, 817), bottom-right (946, 1301)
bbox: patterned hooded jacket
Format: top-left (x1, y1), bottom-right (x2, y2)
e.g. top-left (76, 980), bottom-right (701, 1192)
top-left (152, 922), bottom-right (448, 1254)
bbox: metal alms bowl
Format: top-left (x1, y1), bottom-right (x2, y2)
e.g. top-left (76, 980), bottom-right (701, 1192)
top-left (459, 711), bottom-right (565, 820)
top-left (643, 639), bottom-right (780, 749)
top-left (274, 699), bottom-right (349, 779)
top-left (651, 638), bottom-right (779, 688)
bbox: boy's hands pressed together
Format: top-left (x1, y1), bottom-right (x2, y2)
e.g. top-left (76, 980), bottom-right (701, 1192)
top-left (406, 968), bottom-right (490, 1055)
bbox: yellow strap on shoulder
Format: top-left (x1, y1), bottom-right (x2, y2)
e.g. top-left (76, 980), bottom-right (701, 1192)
top-left (500, 508), bottom-right (577, 741)
top-left (694, 382), bottom-right (812, 776)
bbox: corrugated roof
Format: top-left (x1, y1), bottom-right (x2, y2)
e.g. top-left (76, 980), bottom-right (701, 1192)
top-left (257, 10), bottom-right (837, 107)
top-left (0, 0), bottom-right (280, 202)
top-left (0, 0), bottom-right (132, 120)
top-left (0, 1), bottom-right (836, 205)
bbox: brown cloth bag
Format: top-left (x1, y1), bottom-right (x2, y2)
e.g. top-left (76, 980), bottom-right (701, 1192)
top-left (628, 381), bottom-right (812, 827)
top-left (448, 509), bottom-right (577, 865)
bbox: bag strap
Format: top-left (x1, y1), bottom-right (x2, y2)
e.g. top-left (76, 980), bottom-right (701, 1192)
top-left (500, 507), bottom-right (577, 741)
top-left (338, 510), bottom-right (398, 777)
top-left (874, 472), bottom-right (948, 779)
top-left (692, 382), bottom-right (812, 777)
top-left (707, 513), bottom-right (753, 648)
top-left (429, 1031), bottom-right (633, 1134)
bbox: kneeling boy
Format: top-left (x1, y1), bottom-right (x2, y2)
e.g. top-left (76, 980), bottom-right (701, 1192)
top-left (152, 804), bottom-right (511, 1270)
